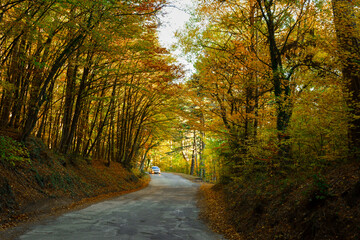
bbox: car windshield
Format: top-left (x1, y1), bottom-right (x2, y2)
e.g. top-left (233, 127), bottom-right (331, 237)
top-left (152, 166), bottom-right (159, 169)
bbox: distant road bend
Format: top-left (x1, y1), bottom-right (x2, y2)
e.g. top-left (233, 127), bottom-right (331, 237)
top-left (18, 173), bottom-right (224, 240)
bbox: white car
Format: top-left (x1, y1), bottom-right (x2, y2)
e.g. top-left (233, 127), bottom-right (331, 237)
top-left (150, 166), bottom-right (161, 174)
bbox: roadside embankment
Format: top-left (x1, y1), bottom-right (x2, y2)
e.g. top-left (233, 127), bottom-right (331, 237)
top-left (0, 134), bottom-right (149, 234)
top-left (196, 161), bottom-right (360, 240)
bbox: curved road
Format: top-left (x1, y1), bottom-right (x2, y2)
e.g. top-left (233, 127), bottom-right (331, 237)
top-left (18, 173), bottom-right (223, 240)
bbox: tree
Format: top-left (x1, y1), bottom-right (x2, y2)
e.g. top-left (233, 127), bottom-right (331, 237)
top-left (0, 0), bottom-right (183, 170)
top-left (174, 0), bottom-right (349, 180)
top-left (332, 0), bottom-right (360, 159)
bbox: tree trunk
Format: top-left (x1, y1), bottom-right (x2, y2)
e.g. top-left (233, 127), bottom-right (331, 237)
top-left (21, 33), bottom-right (85, 141)
top-left (258, 0), bottom-right (293, 159)
top-left (62, 63), bottom-right (89, 154)
top-left (82, 83), bottom-right (105, 156)
top-left (332, 0), bottom-right (360, 159)
top-left (190, 130), bottom-right (196, 176)
top-left (59, 54), bottom-right (78, 153)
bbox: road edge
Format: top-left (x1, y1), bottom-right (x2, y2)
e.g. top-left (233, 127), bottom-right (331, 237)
top-left (0, 176), bottom-right (151, 240)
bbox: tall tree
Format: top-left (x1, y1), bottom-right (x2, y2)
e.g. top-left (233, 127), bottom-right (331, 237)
top-left (332, 0), bottom-right (360, 159)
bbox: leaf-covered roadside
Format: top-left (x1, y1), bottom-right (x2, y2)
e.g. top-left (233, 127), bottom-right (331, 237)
top-left (198, 183), bottom-right (242, 240)
top-left (198, 161), bottom-right (360, 240)
top-left (0, 133), bottom-right (149, 235)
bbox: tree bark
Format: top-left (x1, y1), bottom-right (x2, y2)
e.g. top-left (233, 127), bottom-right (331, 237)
top-left (59, 54), bottom-right (78, 153)
top-left (190, 130), bottom-right (196, 176)
top-left (257, 0), bottom-right (293, 159)
top-left (332, 0), bottom-right (360, 159)
top-left (21, 33), bottom-right (85, 141)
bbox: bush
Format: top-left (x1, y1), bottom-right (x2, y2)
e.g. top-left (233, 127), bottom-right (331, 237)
top-left (0, 135), bottom-right (30, 167)
top-left (312, 173), bottom-right (330, 200)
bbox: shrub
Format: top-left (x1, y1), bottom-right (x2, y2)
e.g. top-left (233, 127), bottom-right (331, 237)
top-left (0, 135), bottom-right (30, 167)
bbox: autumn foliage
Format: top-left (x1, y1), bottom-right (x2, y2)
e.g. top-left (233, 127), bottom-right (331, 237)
top-left (0, 0), bottom-right (180, 168)
top-left (169, 0), bottom-right (358, 180)
top-left (157, 0), bottom-right (360, 238)
top-left (0, 0), bottom-right (360, 238)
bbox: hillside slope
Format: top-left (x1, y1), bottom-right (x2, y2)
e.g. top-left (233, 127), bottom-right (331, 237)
top-left (198, 162), bottom-right (360, 240)
top-left (0, 133), bottom-right (149, 231)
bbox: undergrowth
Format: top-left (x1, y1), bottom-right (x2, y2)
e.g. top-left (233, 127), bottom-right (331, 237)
top-left (0, 135), bottom-right (30, 167)
top-left (204, 161), bottom-right (360, 240)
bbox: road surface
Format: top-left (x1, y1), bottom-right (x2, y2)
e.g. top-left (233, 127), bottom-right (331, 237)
top-left (17, 173), bottom-right (224, 240)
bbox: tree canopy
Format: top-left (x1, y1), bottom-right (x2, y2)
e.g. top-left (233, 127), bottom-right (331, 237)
top-left (0, 0), bottom-right (359, 177)
top-left (0, 0), bottom-right (181, 168)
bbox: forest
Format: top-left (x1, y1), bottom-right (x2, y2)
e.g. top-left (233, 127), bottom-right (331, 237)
top-left (0, 0), bottom-right (359, 239)
top-left (0, 0), bottom-right (182, 168)
top-left (160, 0), bottom-right (359, 181)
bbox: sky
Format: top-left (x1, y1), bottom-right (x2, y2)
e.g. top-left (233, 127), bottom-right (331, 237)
top-left (157, 0), bottom-right (195, 78)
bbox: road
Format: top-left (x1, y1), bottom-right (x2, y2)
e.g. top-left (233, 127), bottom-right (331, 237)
top-left (17, 173), bottom-right (224, 240)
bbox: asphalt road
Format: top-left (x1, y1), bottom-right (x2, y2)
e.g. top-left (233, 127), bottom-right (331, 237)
top-left (17, 173), bottom-right (224, 240)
